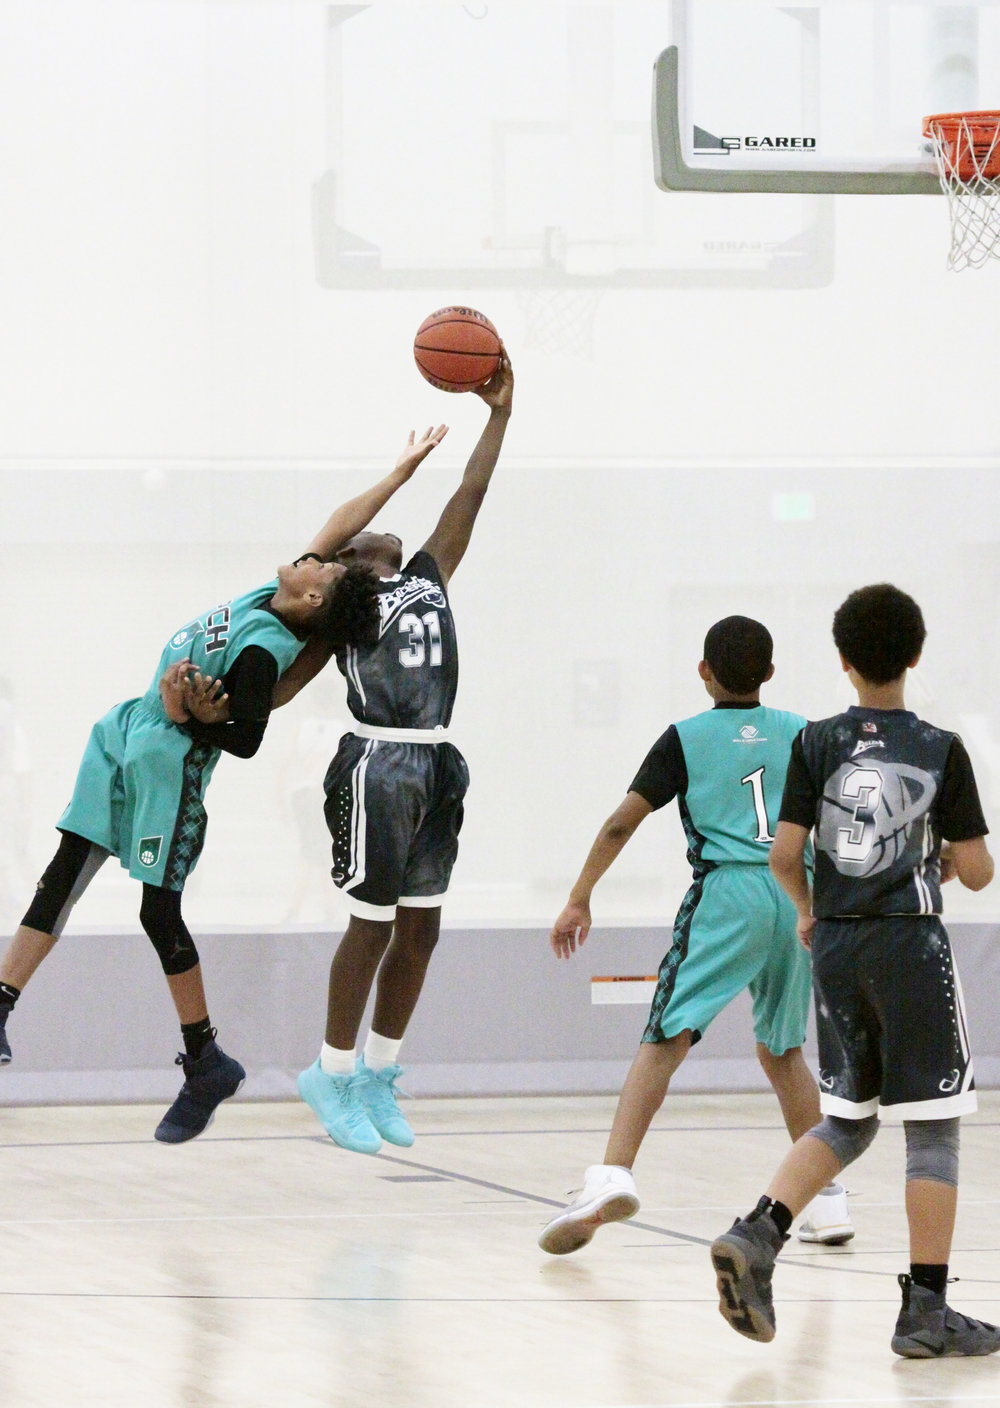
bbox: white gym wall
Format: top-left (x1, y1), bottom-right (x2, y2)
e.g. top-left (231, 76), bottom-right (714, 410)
top-left (1, 4), bottom-right (998, 1073)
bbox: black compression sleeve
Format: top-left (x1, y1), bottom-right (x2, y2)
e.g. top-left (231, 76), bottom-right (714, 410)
top-left (184, 645), bottom-right (279, 759)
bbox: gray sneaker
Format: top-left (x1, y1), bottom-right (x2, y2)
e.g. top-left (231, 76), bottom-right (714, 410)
top-left (711, 1209), bottom-right (786, 1343)
top-left (892, 1274), bottom-right (1000, 1358)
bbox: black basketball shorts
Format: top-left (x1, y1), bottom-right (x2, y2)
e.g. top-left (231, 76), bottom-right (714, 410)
top-left (323, 734), bottom-right (469, 920)
top-left (811, 915), bottom-right (976, 1120)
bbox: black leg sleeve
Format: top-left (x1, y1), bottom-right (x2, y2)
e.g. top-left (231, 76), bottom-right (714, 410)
top-left (139, 885), bottom-right (201, 976)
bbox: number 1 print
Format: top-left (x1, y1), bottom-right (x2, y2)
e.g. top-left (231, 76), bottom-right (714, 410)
top-left (741, 766), bottom-right (775, 844)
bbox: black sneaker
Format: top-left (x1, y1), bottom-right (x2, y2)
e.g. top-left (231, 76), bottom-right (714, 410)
top-left (154, 1039), bottom-right (245, 1144)
top-left (0, 1002), bottom-right (13, 1066)
top-left (892, 1274), bottom-right (1000, 1358)
top-left (711, 1209), bottom-right (787, 1342)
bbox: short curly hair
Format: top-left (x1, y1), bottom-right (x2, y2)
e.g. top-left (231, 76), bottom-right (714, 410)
top-left (832, 583), bottom-right (925, 685)
top-left (312, 565), bottom-right (380, 651)
top-left (704, 616), bottom-right (773, 695)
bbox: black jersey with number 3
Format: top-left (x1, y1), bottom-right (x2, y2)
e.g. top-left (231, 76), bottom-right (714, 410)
top-left (780, 706), bottom-right (988, 918)
top-left (335, 550), bottom-right (458, 730)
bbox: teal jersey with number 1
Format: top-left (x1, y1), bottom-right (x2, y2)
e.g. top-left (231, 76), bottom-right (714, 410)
top-left (676, 706), bottom-right (807, 867)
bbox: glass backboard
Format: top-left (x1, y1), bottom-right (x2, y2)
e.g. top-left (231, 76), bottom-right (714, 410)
top-left (656, 0), bottom-right (1000, 194)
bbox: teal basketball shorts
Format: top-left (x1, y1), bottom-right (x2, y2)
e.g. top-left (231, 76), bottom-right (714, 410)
top-left (642, 863), bottom-right (811, 1056)
top-left (57, 698), bottom-right (220, 891)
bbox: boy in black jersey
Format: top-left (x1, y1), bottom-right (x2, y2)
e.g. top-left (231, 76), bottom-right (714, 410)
top-left (710, 584), bottom-right (999, 1358)
top-left (295, 356), bottom-right (513, 1155)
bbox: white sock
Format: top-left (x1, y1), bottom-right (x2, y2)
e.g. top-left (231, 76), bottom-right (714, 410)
top-left (363, 1030), bottom-right (403, 1072)
top-left (320, 1042), bottom-right (355, 1076)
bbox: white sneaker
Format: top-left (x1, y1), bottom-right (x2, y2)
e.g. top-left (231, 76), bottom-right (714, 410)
top-left (797, 1182), bottom-right (854, 1245)
top-left (538, 1165), bottom-right (640, 1256)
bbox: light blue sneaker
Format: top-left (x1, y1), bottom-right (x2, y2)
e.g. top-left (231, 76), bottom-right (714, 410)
top-left (297, 1059), bottom-right (382, 1155)
top-left (356, 1058), bottom-right (415, 1147)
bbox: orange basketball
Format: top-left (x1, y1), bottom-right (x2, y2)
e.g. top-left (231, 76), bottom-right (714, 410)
top-left (413, 307), bottom-right (501, 393)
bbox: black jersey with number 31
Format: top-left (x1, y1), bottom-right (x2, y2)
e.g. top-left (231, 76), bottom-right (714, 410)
top-left (335, 550), bottom-right (458, 730)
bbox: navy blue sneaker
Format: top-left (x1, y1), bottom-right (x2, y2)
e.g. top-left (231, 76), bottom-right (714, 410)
top-left (0, 1004), bottom-right (11, 1066)
top-left (154, 1039), bottom-right (245, 1144)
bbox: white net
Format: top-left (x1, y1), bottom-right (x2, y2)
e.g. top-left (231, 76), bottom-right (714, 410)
top-left (515, 289), bottom-right (604, 357)
top-left (925, 112), bottom-right (1000, 272)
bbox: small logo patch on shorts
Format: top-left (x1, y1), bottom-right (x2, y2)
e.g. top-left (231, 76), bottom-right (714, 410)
top-left (138, 836), bottom-right (163, 867)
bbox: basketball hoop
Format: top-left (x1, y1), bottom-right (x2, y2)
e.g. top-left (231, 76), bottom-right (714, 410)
top-left (923, 110), bottom-right (1000, 271)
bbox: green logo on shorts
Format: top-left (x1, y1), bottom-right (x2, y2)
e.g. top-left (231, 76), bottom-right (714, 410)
top-left (138, 836), bottom-right (162, 868)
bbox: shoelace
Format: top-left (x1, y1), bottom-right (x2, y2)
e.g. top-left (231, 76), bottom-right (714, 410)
top-left (337, 1074), bottom-right (377, 1128)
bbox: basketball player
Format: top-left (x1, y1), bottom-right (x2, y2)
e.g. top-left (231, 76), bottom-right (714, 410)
top-left (0, 431), bottom-right (445, 1142)
top-left (538, 617), bottom-right (853, 1255)
top-left (711, 584), bottom-right (999, 1358)
top-left (295, 354), bottom-right (513, 1155)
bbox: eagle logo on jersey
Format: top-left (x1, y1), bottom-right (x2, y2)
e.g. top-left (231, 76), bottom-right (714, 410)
top-left (816, 761), bottom-right (937, 878)
top-left (377, 575), bottom-right (447, 636)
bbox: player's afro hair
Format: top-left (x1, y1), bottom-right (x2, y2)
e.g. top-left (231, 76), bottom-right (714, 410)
top-left (703, 616), bottom-right (773, 695)
top-left (314, 565), bottom-right (380, 651)
top-left (832, 583), bottom-right (926, 685)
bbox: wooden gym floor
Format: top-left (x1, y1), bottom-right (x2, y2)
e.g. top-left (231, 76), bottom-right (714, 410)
top-left (1, 1090), bottom-right (998, 1407)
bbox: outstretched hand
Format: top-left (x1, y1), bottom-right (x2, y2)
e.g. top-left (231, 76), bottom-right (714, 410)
top-left (395, 424), bottom-right (449, 480)
top-left (475, 351), bottom-right (513, 412)
top-left (550, 899), bottom-right (591, 959)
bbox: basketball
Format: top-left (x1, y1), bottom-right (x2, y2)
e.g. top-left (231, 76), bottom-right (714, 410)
top-left (413, 307), bottom-right (502, 393)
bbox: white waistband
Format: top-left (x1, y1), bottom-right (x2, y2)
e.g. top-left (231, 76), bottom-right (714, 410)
top-left (351, 722), bottom-right (450, 744)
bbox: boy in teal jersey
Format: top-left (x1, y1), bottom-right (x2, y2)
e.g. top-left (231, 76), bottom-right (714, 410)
top-left (539, 617), bottom-right (852, 1255)
top-left (0, 428), bottom-right (446, 1142)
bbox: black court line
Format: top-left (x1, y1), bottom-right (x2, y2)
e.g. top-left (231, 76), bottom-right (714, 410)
top-left (373, 1151), bottom-right (1000, 1282)
top-left (5, 1120), bottom-right (1000, 1154)
top-left (0, 1292), bottom-right (923, 1304)
top-left (0, 1126), bottom-right (772, 1151)
top-left (3, 1124), bottom-right (1000, 1287)
top-left (1, 1133), bottom-right (998, 1287)
top-left (374, 1148), bottom-right (708, 1245)
top-left (7, 1119), bottom-right (1000, 1152)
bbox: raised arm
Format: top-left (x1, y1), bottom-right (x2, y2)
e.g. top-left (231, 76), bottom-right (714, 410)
top-left (421, 356), bottom-right (513, 586)
top-left (550, 791), bottom-right (654, 958)
top-left (269, 634), bottom-right (334, 710)
top-left (302, 425), bottom-right (448, 561)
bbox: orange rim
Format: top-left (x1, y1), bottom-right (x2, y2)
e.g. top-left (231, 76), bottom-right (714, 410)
top-left (923, 110), bottom-right (1000, 179)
